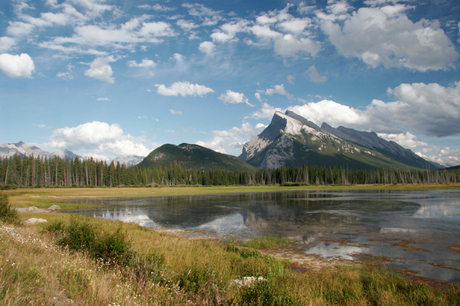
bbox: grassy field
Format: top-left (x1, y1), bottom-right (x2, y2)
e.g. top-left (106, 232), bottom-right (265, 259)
top-left (1, 185), bottom-right (460, 305)
top-left (4, 183), bottom-right (460, 209)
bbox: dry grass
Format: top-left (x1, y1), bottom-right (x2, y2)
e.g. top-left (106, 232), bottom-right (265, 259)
top-left (4, 183), bottom-right (460, 209)
top-left (1, 212), bottom-right (459, 305)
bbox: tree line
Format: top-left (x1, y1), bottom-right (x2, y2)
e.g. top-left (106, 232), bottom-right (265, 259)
top-left (0, 154), bottom-right (458, 189)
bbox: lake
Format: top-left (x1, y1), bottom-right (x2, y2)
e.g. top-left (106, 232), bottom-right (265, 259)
top-left (66, 189), bottom-right (460, 283)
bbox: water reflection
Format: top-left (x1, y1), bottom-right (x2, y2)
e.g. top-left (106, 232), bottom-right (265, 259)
top-left (65, 189), bottom-right (460, 283)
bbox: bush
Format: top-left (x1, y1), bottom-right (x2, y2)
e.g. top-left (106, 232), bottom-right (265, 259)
top-left (50, 218), bottom-right (133, 266)
top-left (0, 193), bottom-right (20, 224)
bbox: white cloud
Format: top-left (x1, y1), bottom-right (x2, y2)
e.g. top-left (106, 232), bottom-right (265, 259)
top-left (250, 81), bottom-right (460, 138)
top-left (84, 56), bottom-right (116, 83)
top-left (319, 5), bottom-right (459, 71)
top-left (219, 90), bottom-right (254, 107)
top-left (97, 97), bottom-right (110, 101)
top-left (278, 18), bottom-right (311, 34)
top-left (196, 122), bottom-right (267, 154)
top-left (127, 58), bottom-right (156, 67)
top-left (177, 19), bottom-right (198, 31)
top-left (264, 84), bottom-right (294, 99)
top-left (288, 75), bottom-right (295, 84)
top-left (48, 121), bottom-right (152, 157)
top-left (0, 37), bottom-right (16, 52)
top-left (274, 34), bottom-right (319, 58)
top-left (170, 109), bottom-right (182, 115)
top-left (138, 4), bottom-right (175, 11)
top-left (415, 145), bottom-right (460, 167)
top-left (0, 53), bottom-right (34, 78)
top-left (377, 132), bottom-right (428, 149)
top-left (41, 19), bottom-right (176, 54)
top-left (199, 41), bottom-right (216, 55)
top-left (306, 65), bottom-right (327, 83)
top-left (156, 81), bottom-right (214, 97)
top-left (211, 20), bottom-right (249, 43)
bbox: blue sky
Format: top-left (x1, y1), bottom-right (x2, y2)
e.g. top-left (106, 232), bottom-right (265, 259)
top-left (0, 0), bottom-right (459, 166)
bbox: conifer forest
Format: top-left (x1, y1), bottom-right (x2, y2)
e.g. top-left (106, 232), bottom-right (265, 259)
top-left (1, 154), bottom-right (459, 189)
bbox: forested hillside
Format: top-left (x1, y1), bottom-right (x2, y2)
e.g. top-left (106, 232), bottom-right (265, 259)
top-left (1, 154), bottom-right (458, 189)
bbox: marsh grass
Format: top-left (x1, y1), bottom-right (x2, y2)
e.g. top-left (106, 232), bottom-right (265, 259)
top-left (1, 212), bottom-right (459, 305)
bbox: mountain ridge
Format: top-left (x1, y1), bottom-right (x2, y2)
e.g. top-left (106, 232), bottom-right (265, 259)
top-left (240, 111), bottom-right (438, 170)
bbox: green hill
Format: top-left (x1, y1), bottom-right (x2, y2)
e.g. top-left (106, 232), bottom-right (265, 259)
top-left (137, 143), bottom-right (257, 171)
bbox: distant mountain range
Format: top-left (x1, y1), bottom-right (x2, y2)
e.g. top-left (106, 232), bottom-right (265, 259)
top-left (0, 141), bottom-right (80, 160)
top-left (137, 143), bottom-right (258, 171)
top-left (1, 113), bottom-right (446, 171)
top-left (240, 111), bottom-right (439, 170)
top-left (0, 141), bottom-right (143, 166)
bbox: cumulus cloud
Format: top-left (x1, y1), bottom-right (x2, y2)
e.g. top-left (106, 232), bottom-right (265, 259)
top-left (127, 58), bottom-right (156, 67)
top-left (84, 56), bottom-right (116, 83)
top-left (319, 5), bottom-right (459, 71)
top-left (0, 53), bottom-right (34, 78)
top-left (196, 122), bottom-right (267, 154)
top-left (306, 65), bottom-right (327, 83)
top-left (416, 146), bottom-right (460, 167)
top-left (274, 34), bottom-right (319, 58)
top-left (48, 121), bottom-right (152, 157)
top-left (199, 41), bottom-right (216, 55)
top-left (156, 81), bottom-right (214, 96)
top-left (0, 37), bottom-right (16, 52)
top-left (250, 81), bottom-right (460, 138)
top-left (377, 132), bottom-right (428, 149)
top-left (219, 90), bottom-right (254, 107)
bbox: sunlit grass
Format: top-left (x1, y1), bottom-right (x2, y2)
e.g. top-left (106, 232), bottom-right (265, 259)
top-left (2, 213), bottom-right (459, 305)
top-left (4, 183), bottom-right (460, 209)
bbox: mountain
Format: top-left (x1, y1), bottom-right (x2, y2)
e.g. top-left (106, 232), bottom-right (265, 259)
top-left (114, 155), bottom-right (145, 167)
top-left (0, 141), bottom-right (50, 158)
top-left (240, 111), bottom-right (437, 170)
top-left (0, 141), bottom-right (80, 160)
top-left (320, 123), bottom-right (437, 169)
top-left (137, 143), bottom-right (258, 171)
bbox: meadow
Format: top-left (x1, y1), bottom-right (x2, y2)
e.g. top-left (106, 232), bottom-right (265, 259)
top-left (1, 185), bottom-right (460, 305)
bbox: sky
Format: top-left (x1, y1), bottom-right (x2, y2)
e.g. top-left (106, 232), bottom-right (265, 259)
top-left (0, 0), bottom-right (459, 166)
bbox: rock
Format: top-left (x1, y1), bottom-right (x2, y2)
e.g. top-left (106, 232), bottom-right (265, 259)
top-left (48, 205), bottom-right (61, 211)
top-left (25, 218), bottom-right (48, 225)
top-left (27, 206), bottom-right (38, 211)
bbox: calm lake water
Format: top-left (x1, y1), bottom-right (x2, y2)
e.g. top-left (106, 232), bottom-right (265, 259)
top-left (66, 189), bottom-right (460, 283)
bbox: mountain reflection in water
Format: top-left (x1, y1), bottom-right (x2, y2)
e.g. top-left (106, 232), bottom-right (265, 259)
top-left (65, 189), bottom-right (460, 283)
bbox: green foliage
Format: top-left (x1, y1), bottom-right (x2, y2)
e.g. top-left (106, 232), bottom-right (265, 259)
top-left (0, 193), bottom-right (20, 224)
top-left (242, 237), bottom-right (294, 249)
top-left (231, 278), bottom-right (298, 306)
top-left (47, 218), bottom-right (133, 266)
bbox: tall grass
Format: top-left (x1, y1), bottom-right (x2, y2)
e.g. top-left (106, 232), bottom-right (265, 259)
top-left (1, 213), bottom-right (459, 305)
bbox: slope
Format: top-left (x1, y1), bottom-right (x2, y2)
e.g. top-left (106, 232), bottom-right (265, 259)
top-left (137, 143), bottom-right (258, 171)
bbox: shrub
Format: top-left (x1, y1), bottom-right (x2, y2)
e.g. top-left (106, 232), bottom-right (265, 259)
top-left (0, 193), bottom-right (20, 224)
top-left (53, 218), bottom-right (133, 266)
